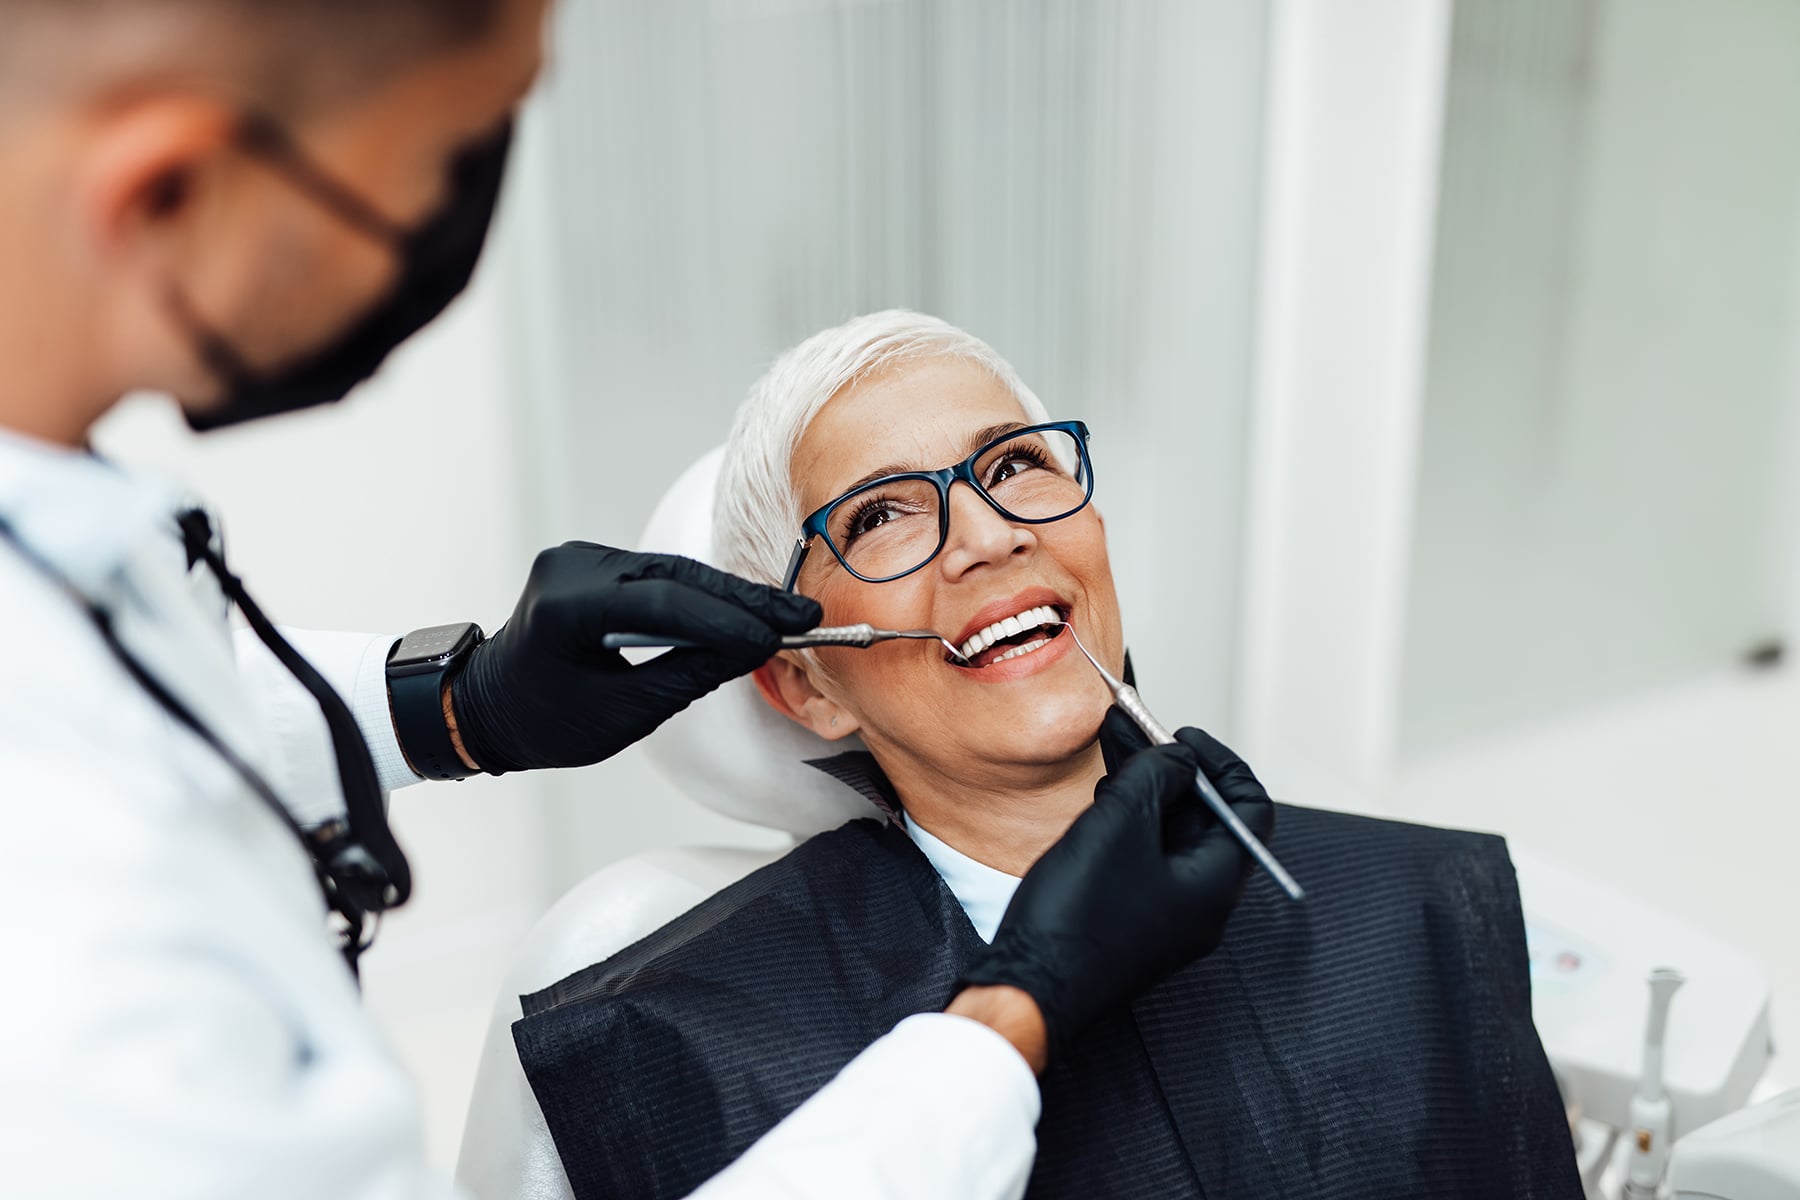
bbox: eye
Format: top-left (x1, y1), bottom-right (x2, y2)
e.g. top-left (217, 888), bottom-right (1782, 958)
top-left (839, 495), bottom-right (915, 545)
top-left (987, 444), bottom-right (1051, 487)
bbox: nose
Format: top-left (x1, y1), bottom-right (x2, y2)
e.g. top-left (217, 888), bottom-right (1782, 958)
top-left (936, 481), bottom-right (1035, 580)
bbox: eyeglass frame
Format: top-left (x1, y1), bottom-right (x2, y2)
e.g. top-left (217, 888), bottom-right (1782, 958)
top-left (780, 419), bottom-right (1095, 591)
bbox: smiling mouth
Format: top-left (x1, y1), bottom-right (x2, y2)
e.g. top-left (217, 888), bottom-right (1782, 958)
top-left (948, 604), bottom-right (1069, 668)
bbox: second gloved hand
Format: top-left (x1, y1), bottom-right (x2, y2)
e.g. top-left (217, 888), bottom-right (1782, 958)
top-left (450, 542), bottom-right (822, 773)
top-left (958, 707), bottom-right (1276, 1056)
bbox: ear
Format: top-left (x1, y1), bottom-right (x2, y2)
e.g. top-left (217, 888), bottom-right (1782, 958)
top-left (75, 98), bottom-right (241, 267)
top-left (752, 656), bottom-right (861, 741)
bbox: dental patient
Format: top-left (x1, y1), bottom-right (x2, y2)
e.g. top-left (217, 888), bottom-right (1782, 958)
top-left (513, 312), bottom-right (1583, 1199)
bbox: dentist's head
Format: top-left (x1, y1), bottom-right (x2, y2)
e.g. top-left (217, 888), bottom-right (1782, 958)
top-left (0, 0), bottom-right (552, 445)
top-left (716, 311), bottom-right (1125, 847)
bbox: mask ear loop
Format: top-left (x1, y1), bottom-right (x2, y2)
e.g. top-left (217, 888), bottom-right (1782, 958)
top-left (158, 113), bottom-right (414, 403)
top-left (233, 112), bottom-right (410, 247)
top-left (162, 282), bottom-right (259, 393)
top-left (177, 511), bottom-right (412, 919)
top-left (0, 513), bottom-right (401, 980)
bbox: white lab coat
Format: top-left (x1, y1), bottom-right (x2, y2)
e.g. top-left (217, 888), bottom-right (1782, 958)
top-left (0, 429), bottom-right (1038, 1200)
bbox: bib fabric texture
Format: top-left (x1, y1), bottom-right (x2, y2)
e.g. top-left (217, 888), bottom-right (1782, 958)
top-left (514, 801), bottom-right (1582, 1199)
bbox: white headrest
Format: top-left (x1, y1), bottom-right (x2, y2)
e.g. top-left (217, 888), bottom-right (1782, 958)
top-left (634, 447), bottom-right (876, 837)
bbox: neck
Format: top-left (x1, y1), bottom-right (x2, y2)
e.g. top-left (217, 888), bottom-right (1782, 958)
top-left (0, 294), bottom-right (120, 443)
top-left (0, 391), bottom-right (106, 449)
top-left (878, 741), bottom-right (1107, 877)
top-left (0, 257), bottom-right (116, 446)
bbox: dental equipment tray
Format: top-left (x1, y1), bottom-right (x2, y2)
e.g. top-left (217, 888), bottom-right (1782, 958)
top-left (1512, 846), bottom-right (1773, 1133)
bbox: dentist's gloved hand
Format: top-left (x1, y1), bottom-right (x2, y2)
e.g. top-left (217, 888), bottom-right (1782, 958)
top-left (450, 542), bottom-right (822, 774)
top-left (957, 707), bottom-right (1275, 1060)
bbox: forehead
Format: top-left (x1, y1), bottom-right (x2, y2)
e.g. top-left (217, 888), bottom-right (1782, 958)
top-left (791, 356), bottom-right (1031, 512)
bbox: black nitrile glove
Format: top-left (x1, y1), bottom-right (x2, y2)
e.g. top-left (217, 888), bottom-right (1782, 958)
top-left (451, 542), bottom-right (822, 773)
top-left (959, 707), bottom-right (1276, 1056)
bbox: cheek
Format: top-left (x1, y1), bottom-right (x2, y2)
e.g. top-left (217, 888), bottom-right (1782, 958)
top-left (1045, 517), bottom-right (1125, 659)
top-left (807, 575), bottom-right (945, 720)
top-left (242, 217), bottom-right (394, 355)
top-left (810, 571), bottom-right (935, 631)
top-left (814, 641), bottom-right (949, 740)
top-left (1050, 516), bottom-right (1118, 604)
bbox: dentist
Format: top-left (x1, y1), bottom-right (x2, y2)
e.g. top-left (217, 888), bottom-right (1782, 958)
top-left (0, 1), bottom-right (1264, 1197)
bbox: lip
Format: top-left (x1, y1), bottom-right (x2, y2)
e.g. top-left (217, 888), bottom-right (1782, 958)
top-left (951, 615), bottom-right (1077, 683)
top-left (950, 585), bottom-right (1072, 649)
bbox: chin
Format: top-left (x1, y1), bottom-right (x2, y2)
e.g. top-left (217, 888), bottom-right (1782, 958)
top-left (980, 689), bottom-right (1110, 766)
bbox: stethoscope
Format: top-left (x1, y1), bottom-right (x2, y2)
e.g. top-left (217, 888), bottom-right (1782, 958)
top-left (0, 508), bottom-right (408, 980)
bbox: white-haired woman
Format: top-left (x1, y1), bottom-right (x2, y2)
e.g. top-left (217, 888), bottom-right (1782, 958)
top-left (718, 310), bottom-right (1121, 879)
top-left (513, 311), bottom-right (1583, 1200)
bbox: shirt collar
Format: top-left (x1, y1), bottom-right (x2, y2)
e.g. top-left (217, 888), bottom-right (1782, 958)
top-left (806, 751), bottom-right (1022, 944)
top-left (900, 812), bottom-right (1020, 944)
top-left (0, 426), bottom-right (186, 604)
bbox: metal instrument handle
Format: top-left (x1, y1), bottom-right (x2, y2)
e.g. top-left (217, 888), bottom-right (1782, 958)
top-left (601, 623), bottom-right (881, 654)
top-left (1113, 682), bottom-right (1177, 745)
top-left (601, 632), bottom-right (701, 651)
top-left (785, 623), bottom-right (879, 648)
top-left (1116, 682), bottom-right (1305, 902)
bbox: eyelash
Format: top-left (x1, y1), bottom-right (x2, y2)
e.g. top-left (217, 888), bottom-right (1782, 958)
top-left (835, 439), bottom-right (1055, 545)
top-left (840, 495), bottom-right (903, 544)
top-left (988, 443), bottom-right (1051, 484)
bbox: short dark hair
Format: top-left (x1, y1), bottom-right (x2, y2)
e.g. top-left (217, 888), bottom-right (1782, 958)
top-left (246, 0), bottom-right (505, 48)
top-left (0, 0), bottom-right (511, 115)
top-left (1, 0), bottom-right (503, 38)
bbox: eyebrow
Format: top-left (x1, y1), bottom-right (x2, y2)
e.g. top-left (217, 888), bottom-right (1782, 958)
top-left (835, 422), bottom-right (1032, 495)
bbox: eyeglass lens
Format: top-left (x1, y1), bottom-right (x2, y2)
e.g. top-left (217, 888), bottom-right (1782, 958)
top-left (825, 427), bottom-right (1089, 581)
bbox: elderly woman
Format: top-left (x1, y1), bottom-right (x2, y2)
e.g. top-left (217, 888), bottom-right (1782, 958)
top-left (514, 312), bottom-right (1582, 1200)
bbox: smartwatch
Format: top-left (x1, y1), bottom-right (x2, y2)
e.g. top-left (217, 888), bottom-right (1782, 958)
top-left (386, 623), bottom-right (485, 781)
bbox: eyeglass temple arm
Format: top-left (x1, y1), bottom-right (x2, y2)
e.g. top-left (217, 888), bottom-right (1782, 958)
top-left (780, 537), bottom-right (811, 592)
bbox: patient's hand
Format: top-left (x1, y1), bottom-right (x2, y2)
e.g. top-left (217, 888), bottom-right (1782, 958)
top-left (945, 985), bottom-right (1049, 1075)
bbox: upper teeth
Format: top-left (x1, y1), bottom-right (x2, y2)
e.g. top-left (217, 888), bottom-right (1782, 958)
top-left (959, 604), bottom-right (1062, 661)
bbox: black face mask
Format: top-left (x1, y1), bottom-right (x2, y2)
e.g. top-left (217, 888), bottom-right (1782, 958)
top-left (174, 114), bottom-right (516, 433)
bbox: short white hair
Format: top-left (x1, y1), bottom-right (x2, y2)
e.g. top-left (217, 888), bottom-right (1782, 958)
top-left (715, 309), bottom-right (1052, 588)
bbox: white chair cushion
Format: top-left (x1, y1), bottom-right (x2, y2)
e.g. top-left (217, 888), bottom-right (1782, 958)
top-left (455, 846), bottom-right (787, 1200)
top-left (457, 446), bottom-right (883, 1197)
top-left (635, 446), bottom-right (878, 838)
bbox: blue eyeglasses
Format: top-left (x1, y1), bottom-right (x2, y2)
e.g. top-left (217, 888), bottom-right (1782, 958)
top-left (782, 420), bottom-right (1094, 590)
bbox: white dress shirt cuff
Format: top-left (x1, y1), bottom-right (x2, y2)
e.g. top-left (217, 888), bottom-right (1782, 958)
top-left (343, 632), bottom-right (424, 795)
top-left (690, 1012), bottom-right (1040, 1200)
top-left (237, 629), bottom-right (423, 828)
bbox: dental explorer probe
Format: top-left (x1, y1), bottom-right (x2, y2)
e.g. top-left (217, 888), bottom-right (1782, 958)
top-left (1054, 622), bottom-right (1306, 903)
top-left (602, 625), bottom-right (971, 664)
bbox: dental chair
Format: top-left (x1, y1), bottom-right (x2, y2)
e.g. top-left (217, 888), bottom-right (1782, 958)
top-left (455, 449), bottom-right (874, 1200)
top-left (456, 448), bottom-right (1794, 1200)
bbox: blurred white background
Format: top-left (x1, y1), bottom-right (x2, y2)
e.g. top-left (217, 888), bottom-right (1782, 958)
top-left (93, 0), bottom-right (1800, 1169)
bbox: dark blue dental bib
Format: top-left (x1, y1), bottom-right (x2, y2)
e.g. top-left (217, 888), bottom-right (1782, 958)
top-left (514, 767), bottom-right (1582, 1199)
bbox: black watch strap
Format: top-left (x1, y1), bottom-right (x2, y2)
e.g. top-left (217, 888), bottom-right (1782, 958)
top-left (387, 624), bottom-right (484, 782)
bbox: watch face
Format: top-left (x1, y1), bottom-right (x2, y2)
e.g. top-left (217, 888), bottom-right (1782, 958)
top-left (391, 623), bottom-right (480, 670)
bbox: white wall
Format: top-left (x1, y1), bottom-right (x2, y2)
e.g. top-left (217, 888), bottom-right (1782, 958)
top-left (1242, 0), bottom-right (1800, 1098)
top-left (1402, 0), bottom-right (1800, 748)
top-left (1235, 0), bottom-right (1452, 794)
top-left (514, 0), bottom-right (1273, 895)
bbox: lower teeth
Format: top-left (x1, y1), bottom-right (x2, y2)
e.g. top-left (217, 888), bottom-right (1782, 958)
top-left (993, 637), bottom-right (1049, 664)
